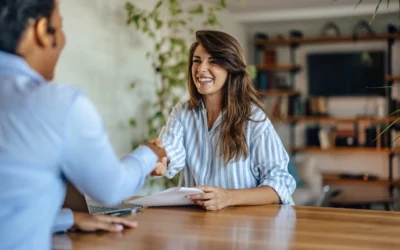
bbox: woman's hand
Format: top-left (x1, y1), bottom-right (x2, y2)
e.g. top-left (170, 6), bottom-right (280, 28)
top-left (71, 212), bottom-right (138, 232)
top-left (186, 186), bottom-right (232, 211)
top-left (141, 138), bottom-right (168, 176)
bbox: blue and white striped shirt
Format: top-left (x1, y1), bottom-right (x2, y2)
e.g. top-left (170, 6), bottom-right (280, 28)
top-left (160, 101), bottom-right (296, 205)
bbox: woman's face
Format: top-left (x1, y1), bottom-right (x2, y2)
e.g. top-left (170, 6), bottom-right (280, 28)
top-left (191, 45), bottom-right (228, 98)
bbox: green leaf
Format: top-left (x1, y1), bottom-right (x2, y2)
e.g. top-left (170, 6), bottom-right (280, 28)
top-left (370, 0), bottom-right (382, 23)
top-left (155, 0), bottom-right (163, 10)
top-left (189, 4), bottom-right (204, 14)
top-left (155, 19), bottom-right (163, 29)
top-left (130, 82), bottom-right (136, 89)
top-left (155, 111), bottom-right (163, 118)
top-left (219, 0), bottom-right (227, 8)
top-left (132, 141), bottom-right (140, 150)
top-left (129, 119), bottom-right (137, 127)
top-left (149, 32), bottom-right (156, 39)
top-left (388, 108), bottom-right (400, 116)
top-left (373, 116), bottom-right (400, 142)
top-left (354, 0), bottom-right (363, 9)
top-left (132, 14), bottom-right (141, 28)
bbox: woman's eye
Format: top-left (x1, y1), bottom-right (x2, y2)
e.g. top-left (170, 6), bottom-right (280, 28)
top-left (193, 59), bottom-right (200, 63)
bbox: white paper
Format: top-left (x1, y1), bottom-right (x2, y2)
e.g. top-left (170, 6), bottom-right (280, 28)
top-left (129, 187), bottom-right (204, 207)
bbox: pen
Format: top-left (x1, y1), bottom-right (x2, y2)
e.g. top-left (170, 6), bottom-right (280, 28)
top-left (109, 210), bottom-right (133, 217)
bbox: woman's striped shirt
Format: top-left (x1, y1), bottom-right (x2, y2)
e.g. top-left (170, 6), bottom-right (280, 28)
top-left (160, 101), bottom-right (296, 205)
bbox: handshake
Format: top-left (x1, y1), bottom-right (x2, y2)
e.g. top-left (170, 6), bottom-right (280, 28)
top-left (141, 138), bottom-right (168, 176)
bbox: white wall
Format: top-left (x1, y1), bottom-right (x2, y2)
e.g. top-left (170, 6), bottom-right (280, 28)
top-left (244, 13), bottom-right (400, 178)
top-left (57, 0), bottom-right (160, 157)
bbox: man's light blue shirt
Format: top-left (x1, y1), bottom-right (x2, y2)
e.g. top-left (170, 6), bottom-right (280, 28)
top-left (0, 51), bottom-right (157, 250)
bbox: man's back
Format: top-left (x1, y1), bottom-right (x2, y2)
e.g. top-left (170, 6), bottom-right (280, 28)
top-left (0, 52), bottom-right (80, 249)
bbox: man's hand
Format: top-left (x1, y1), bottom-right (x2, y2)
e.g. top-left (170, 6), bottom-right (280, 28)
top-left (186, 186), bottom-right (232, 211)
top-left (71, 212), bottom-right (138, 232)
top-left (141, 138), bottom-right (167, 161)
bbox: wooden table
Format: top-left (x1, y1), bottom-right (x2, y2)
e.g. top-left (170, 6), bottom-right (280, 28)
top-left (53, 205), bottom-right (400, 250)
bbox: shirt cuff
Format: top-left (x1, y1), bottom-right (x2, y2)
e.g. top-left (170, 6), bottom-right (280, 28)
top-left (162, 140), bottom-right (183, 179)
top-left (52, 208), bottom-right (74, 233)
top-left (259, 180), bottom-right (292, 205)
top-left (126, 146), bottom-right (158, 177)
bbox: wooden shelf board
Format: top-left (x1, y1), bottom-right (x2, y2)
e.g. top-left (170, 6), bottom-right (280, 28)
top-left (254, 33), bottom-right (400, 46)
top-left (322, 174), bottom-right (396, 186)
top-left (386, 75), bottom-right (400, 82)
top-left (269, 116), bottom-right (400, 123)
top-left (255, 64), bottom-right (300, 72)
top-left (290, 146), bottom-right (397, 154)
top-left (259, 89), bottom-right (300, 97)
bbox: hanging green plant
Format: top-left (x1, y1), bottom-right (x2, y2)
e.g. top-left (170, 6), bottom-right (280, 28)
top-left (125, 0), bottom-right (227, 191)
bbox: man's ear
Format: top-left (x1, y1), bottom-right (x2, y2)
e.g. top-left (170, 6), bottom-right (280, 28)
top-left (34, 17), bottom-right (55, 49)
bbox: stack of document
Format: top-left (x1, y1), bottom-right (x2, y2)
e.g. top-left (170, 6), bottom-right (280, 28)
top-left (129, 187), bottom-right (204, 207)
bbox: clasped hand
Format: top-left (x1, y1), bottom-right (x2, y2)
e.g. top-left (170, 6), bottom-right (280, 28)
top-left (140, 138), bottom-right (168, 176)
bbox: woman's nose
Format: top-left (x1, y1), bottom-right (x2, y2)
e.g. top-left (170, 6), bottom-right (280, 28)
top-left (198, 62), bottom-right (208, 72)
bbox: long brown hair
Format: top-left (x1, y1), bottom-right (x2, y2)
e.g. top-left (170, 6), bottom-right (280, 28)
top-left (188, 30), bottom-right (266, 165)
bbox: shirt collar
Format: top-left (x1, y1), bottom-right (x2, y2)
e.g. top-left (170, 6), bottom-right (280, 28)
top-left (0, 50), bottom-right (45, 84)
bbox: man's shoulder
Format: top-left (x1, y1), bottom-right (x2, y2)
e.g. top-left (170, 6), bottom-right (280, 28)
top-left (34, 82), bottom-right (85, 104)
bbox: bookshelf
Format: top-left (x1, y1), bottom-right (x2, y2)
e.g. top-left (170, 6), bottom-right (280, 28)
top-left (253, 31), bottom-right (400, 200)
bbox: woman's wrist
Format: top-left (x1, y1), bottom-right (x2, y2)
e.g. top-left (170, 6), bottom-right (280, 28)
top-left (226, 189), bottom-right (235, 207)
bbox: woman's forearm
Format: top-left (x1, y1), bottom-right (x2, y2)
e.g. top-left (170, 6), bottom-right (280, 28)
top-left (227, 186), bottom-right (281, 206)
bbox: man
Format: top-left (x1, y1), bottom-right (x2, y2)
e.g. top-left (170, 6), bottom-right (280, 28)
top-left (0, 0), bottom-right (167, 249)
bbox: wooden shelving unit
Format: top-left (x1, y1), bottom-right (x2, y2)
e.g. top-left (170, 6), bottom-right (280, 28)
top-left (259, 89), bottom-right (300, 97)
top-left (386, 75), bottom-right (400, 82)
top-left (323, 174), bottom-right (400, 186)
top-left (254, 33), bottom-right (400, 46)
top-left (290, 146), bottom-right (398, 154)
top-left (255, 31), bottom-right (399, 194)
top-left (255, 64), bottom-right (300, 72)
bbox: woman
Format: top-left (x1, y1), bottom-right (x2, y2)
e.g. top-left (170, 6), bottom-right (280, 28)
top-left (159, 30), bottom-right (295, 210)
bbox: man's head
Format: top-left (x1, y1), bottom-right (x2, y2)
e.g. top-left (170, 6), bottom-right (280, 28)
top-left (0, 0), bottom-right (65, 80)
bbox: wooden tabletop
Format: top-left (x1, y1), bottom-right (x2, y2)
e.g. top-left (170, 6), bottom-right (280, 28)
top-left (53, 205), bottom-right (400, 250)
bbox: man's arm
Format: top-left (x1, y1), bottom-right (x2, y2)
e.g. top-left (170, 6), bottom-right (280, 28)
top-left (52, 208), bottom-right (74, 233)
top-left (59, 95), bottom-right (161, 206)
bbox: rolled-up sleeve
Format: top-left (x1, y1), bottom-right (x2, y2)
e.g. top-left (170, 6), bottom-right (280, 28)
top-left (52, 208), bottom-right (74, 233)
top-left (251, 122), bottom-right (296, 205)
top-left (159, 104), bottom-right (186, 179)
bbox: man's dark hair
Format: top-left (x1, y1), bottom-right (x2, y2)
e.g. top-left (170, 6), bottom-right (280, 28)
top-left (0, 0), bottom-right (55, 54)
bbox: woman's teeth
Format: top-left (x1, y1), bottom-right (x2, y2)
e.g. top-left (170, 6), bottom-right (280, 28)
top-left (198, 77), bottom-right (213, 84)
